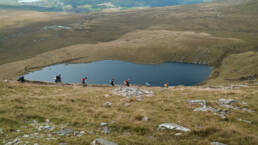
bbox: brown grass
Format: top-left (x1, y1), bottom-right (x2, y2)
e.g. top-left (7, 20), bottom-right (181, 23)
top-left (0, 81), bottom-right (257, 144)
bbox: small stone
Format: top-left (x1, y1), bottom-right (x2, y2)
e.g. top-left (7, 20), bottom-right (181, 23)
top-left (109, 120), bottom-right (115, 124)
top-left (56, 128), bottom-right (73, 136)
top-left (175, 133), bottom-right (183, 136)
top-left (211, 142), bottom-right (227, 145)
top-left (91, 138), bottom-right (118, 145)
top-left (46, 119), bottom-right (50, 123)
top-left (103, 126), bottom-right (110, 134)
top-left (103, 102), bottom-right (112, 107)
top-left (38, 124), bottom-right (55, 131)
top-left (100, 122), bottom-right (108, 126)
top-left (34, 143), bottom-right (39, 145)
top-left (59, 143), bottom-right (68, 145)
top-left (143, 116), bottom-right (149, 121)
top-left (74, 131), bottom-right (80, 136)
top-left (104, 94), bottom-right (110, 98)
top-left (87, 130), bottom-right (95, 135)
top-left (123, 103), bottom-right (131, 107)
top-left (241, 101), bottom-right (247, 105)
top-left (0, 128), bottom-right (3, 134)
top-left (23, 134), bottom-right (29, 138)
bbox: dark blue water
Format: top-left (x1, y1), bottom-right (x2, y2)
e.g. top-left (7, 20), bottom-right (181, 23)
top-left (24, 60), bottom-right (212, 86)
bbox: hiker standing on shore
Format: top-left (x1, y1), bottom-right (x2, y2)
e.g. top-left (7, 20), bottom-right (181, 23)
top-left (164, 82), bottom-right (169, 88)
top-left (55, 74), bottom-right (62, 83)
top-left (109, 78), bottom-right (115, 86)
top-left (81, 77), bottom-right (87, 87)
top-left (124, 79), bottom-right (130, 87)
top-left (17, 76), bottom-right (25, 83)
top-left (145, 82), bottom-right (151, 87)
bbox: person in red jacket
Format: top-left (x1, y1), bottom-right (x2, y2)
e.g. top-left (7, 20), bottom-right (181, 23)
top-left (124, 79), bottom-right (130, 87)
top-left (81, 77), bottom-right (87, 87)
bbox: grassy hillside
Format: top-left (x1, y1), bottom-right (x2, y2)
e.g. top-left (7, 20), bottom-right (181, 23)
top-left (208, 51), bottom-right (258, 84)
top-left (0, 81), bottom-right (257, 145)
top-left (0, 0), bottom-right (257, 83)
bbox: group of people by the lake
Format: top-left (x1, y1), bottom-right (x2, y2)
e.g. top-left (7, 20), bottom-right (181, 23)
top-left (18, 74), bottom-right (170, 88)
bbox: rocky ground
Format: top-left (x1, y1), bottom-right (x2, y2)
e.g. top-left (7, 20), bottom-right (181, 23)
top-left (0, 81), bottom-right (257, 145)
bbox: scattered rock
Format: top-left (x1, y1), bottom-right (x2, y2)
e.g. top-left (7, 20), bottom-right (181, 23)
top-left (5, 137), bottom-right (20, 145)
top-left (38, 124), bottom-right (55, 131)
top-left (188, 100), bottom-right (207, 107)
top-left (112, 87), bottom-right (153, 98)
top-left (188, 100), bottom-right (217, 113)
top-left (218, 99), bottom-right (239, 110)
top-left (237, 118), bottom-right (252, 124)
top-left (91, 138), bottom-right (118, 145)
top-left (241, 101), bottom-right (247, 105)
top-left (189, 98), bottom-right (254, 119)
top-left (104, 94), bottom-right (110, 98)
top-left (216, 110), bottom-right (228, 119)
top-left (56, 128), bottom-right (73, 136)
top-left (103, 102), bottom-right (112, 107)
top-left (158, 123), bottom-right (191, 132)
top-left (242, 108), bottom-right (255, 112)
top-left (103, 126), bottom-right (111, 134)
top-left (211, 142), bottom-right (227, 145)
top-left (0, 128), bottom-right (3, 134)
top-left (123, 102), bottom-right (131, 107)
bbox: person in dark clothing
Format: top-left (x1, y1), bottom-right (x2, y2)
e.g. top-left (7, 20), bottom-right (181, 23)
top-left (109, 78), bottom-right (115, 86)
top-left (17, 76), bottom-right (25, 83)
top-left (55, 74), bottom-right (62, 83)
